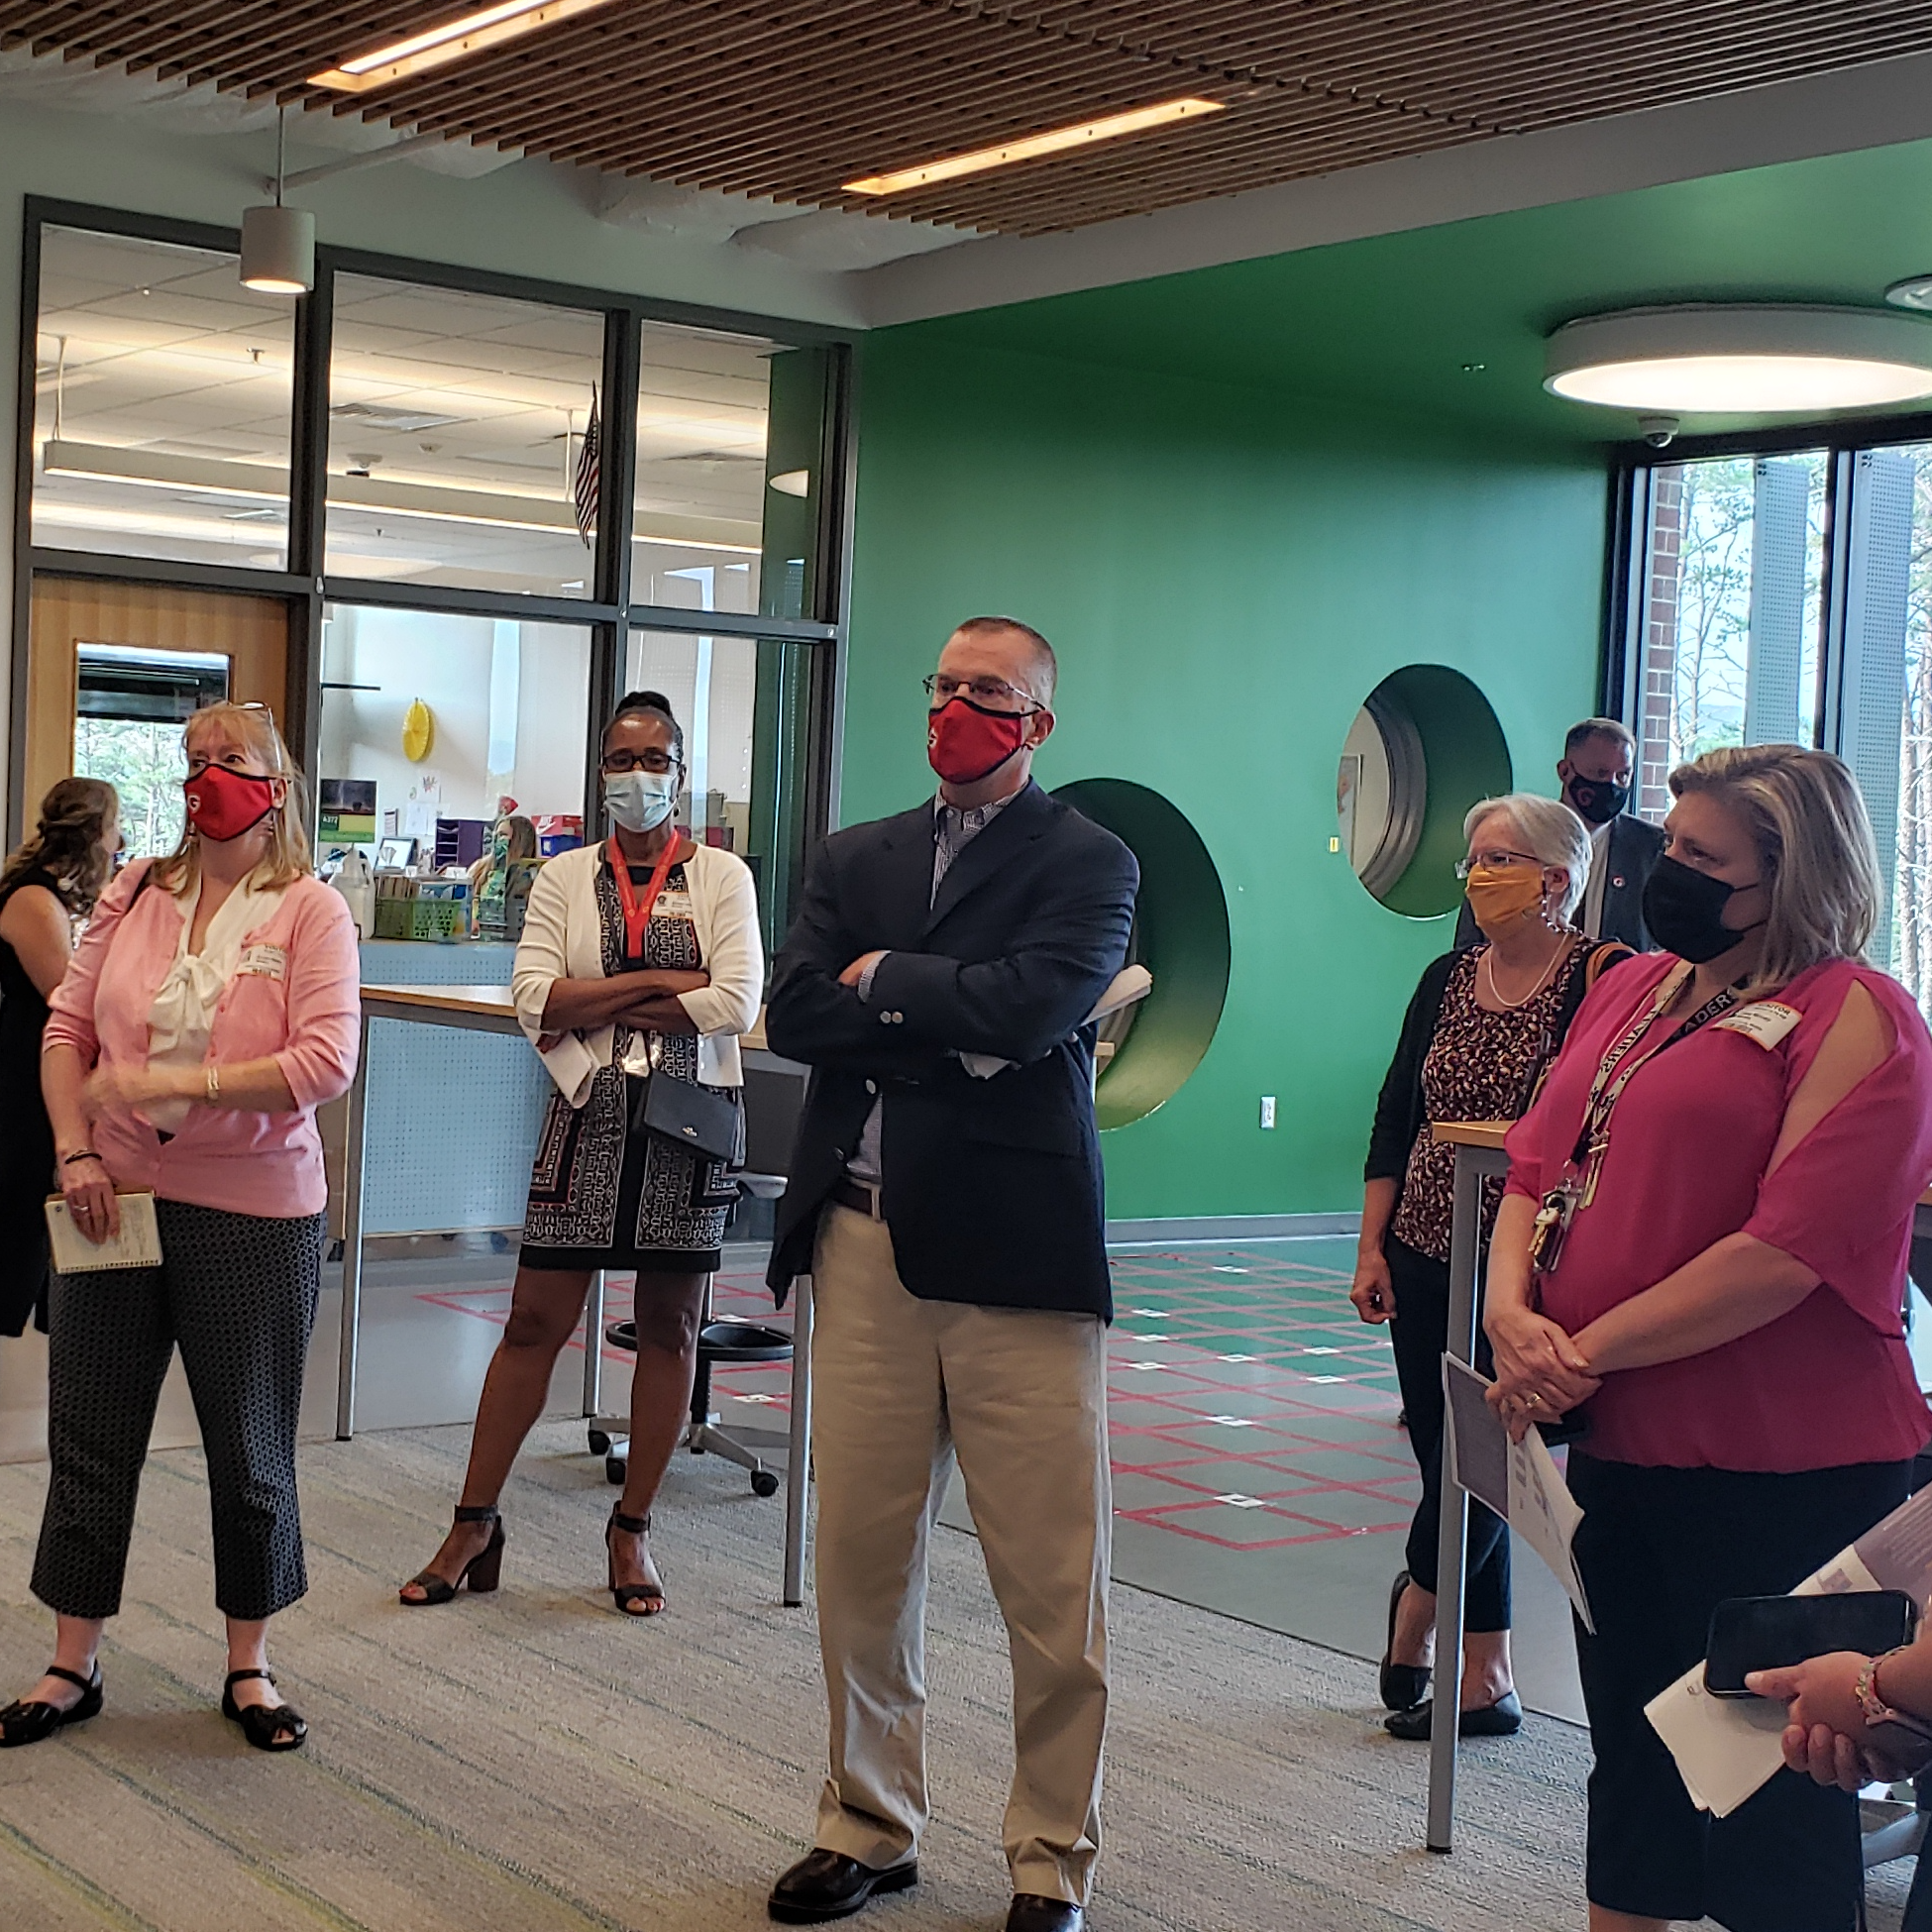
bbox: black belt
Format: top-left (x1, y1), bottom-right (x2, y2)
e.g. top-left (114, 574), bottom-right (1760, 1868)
top-left (829, 1179), bottom-right (884, 1220)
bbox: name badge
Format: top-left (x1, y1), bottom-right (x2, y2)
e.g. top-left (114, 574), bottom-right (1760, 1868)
top-left (1713, 1001), bottom-right (1801, 1049)
top-left (652, 890), bottom-right (693, 920)
top-left (237, 943), bottom-right (287, 982)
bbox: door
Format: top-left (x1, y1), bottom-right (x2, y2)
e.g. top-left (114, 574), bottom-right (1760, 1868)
top-left (24, 576), bottom-right (289, 855)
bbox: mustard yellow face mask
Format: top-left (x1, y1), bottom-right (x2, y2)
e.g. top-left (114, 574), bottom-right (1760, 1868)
top-left (1463, 864), bottom-right (1547, 934)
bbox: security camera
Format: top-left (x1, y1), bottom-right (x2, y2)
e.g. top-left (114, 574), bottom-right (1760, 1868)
top-left (1638, 415), bottom-right (1679, 449)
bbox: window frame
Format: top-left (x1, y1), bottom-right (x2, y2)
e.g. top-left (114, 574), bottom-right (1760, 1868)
top-left (10, 196), bottom-right (854, 886)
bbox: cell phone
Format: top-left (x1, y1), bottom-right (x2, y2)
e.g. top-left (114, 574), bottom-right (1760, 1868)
top-left (1703, 1590), bottom-right (1918, 1698)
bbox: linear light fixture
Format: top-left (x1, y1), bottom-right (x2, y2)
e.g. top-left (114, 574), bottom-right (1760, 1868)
top-left (310, 0), bottom-right (617, 92)
top-left (843, 96), bottom-right (1226, 196)
top-left (1545, 305), bottom-right (1932, 414)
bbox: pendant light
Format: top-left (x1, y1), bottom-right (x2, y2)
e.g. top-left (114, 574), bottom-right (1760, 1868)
top-left (241, 108), bottom-right (315, 296)
top-left (1544, 305), bottom-right (1932, 415)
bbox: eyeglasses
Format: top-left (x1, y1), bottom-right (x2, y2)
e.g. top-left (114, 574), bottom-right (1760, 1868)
top-left (1453, 850), bottom-right (1543, 879)
top-left (600, 749), bottom-right (680, 776)
top-left (922, 672), bottom-right (1040, 710)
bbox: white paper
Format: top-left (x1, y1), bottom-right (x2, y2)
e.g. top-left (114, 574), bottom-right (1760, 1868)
top-left (1644, 1484), bottom-right (1932, 1816)
top-left (960, 966), bottom-right (1156, 1079)
top-left (44, 1191), bottom-right (161, 1274)
top-left (1442, 1357), bottom-right (1593, 1629)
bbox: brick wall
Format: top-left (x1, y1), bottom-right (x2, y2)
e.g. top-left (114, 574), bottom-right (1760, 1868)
top-left (1636, 468), bottom-right (1684, 822)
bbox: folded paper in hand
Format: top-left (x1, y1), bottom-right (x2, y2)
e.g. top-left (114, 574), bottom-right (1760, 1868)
top-left (1645, 1480), bottom-right (1932, 1817)
top-left (1442, 1356), bottom-right (1593, 1630)
top-left (44, 1191), bottom-right (162, 1274)
top-left (959, 965), bottom-right (1154, 1079)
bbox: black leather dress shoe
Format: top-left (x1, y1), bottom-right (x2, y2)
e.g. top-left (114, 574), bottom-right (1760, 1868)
top-left (1005, 1895), bottom-right (1084, 1932)
top-left (768, 1850), bottom-right (917, 1923)
top-left (1383, 1690), bottom-right (1523, 1741)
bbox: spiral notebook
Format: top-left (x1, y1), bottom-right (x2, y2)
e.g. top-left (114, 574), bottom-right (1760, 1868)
top-left (44, 1191), bottom-right (162, 1273)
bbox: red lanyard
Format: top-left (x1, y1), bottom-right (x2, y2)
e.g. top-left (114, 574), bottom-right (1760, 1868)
top-left (609, 833), bottom-right (682, 962)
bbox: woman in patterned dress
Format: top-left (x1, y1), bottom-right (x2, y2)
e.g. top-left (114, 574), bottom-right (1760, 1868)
top-left (400, 691), bottom-right (762, 1616)
top-left (1354, 792), bottom-right (1625, 1738)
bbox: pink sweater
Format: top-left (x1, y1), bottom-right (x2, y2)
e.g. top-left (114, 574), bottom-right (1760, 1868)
top-left (1506, 952), bottom-right (1932, 1471)
top-left (44, 860), bottom-right (362, 1218)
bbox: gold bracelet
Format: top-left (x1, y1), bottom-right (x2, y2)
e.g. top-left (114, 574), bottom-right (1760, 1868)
top-left (204, 1063), bottom-right (221, 1107)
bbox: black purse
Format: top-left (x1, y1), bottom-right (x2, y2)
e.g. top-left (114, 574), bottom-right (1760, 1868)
top-left (630, 1048), bottom-right (743, 1166)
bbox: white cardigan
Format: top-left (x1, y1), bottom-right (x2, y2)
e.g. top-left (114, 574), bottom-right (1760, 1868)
top-left (511, 838), bottom-right (763, 1107)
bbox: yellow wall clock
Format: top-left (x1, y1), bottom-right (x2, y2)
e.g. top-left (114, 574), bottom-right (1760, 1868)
top-left (402, 698), bottom-right (434, 762)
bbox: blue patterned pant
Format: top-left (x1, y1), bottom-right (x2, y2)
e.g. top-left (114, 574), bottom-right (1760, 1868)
top-left (33, 1200), bottom-right (323, 1622)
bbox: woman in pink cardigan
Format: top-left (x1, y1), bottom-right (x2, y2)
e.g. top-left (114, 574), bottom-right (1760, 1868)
top-left (0, 703), bottom-right (359, 1756)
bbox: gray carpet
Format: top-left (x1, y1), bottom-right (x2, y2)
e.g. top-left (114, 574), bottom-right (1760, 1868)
top-left (0, 1422), bottom-right (1910, 1931)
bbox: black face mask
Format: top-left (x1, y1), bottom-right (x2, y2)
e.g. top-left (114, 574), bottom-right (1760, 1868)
top-left (1565, 776), bottom-right (1631, 826)
top-left (1642, 855), bottom-right (1767, 963)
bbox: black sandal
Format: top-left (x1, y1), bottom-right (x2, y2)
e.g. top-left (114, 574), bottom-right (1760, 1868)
top-left (221, 1668), bottom-right (307, 1752)
top-left (0, 1664), bottom-right (102, 1748)
top-left (399, 1504), bottom-right (504, 1606)
top-left (606, 1507), bottom-right (665, 1616)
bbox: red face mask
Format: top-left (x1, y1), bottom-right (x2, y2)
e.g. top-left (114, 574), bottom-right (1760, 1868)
top-left (183, 763), bottom-right (277, 842)
top-left (927, 697), bottom-right (1030, 786)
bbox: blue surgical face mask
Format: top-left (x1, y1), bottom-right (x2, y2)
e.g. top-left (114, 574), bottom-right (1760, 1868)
top-left (603, 770), bottom-right (678, 834)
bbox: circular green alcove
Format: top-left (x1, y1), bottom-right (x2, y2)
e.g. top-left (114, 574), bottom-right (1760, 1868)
top-left (1052, 779), bottom-right (1231, 1129)
top-left (1337, 665), bottom-right (1512, 918)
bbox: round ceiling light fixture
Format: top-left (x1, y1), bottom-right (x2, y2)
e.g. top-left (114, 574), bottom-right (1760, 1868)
top-left (1544, 305), bottom-right (1932, 414)
top-left (1885, 273), bottom-right (1932, 311)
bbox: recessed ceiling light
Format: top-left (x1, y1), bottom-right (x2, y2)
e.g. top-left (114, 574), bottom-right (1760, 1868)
top-left (309, 0), bottom-right (618, 92)
top-left (1545, 305), bottom-right (1932, 413)
top-left (843, 96), bottom-right (1226, 197)
top-left (1885, 273), bottom-right (1932, 311)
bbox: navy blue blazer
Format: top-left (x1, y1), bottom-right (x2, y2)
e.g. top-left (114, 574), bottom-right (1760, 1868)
top-left (764, 781), bottom-right (1138, 1320)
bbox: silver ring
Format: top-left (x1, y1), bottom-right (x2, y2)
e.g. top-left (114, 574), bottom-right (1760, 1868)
top-left (1525, 1392), bottom-right (1543, 1407)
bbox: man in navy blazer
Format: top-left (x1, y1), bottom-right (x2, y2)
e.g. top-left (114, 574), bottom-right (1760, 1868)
top-left (764, 617), bottom-right (1137, 1932)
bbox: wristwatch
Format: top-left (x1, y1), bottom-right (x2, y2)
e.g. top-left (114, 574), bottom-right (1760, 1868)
top-left (1856, 1648), bottom-right (1932, 1746)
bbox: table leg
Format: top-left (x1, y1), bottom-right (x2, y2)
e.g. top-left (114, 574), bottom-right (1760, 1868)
top-left (784, 1273), bottom-right (814, 1608)
top-left (583, 1268), bottom-right (604, 1417)
top-left (335, 1012), bottom-right (373, 1442)
top-left (1426, 1146), bottom-right (1485, 1852)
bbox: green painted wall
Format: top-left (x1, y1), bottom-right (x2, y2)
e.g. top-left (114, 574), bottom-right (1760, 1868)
top-left (843, 330), bottom-right (1608, 1221)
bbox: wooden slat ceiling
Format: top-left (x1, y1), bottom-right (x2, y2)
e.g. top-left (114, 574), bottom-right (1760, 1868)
top-left (6, 0), bottom-right (1932, 237)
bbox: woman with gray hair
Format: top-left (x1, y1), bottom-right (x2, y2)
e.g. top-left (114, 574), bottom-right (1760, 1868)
top-left (1354, 790), bottom-right (1629, 1739)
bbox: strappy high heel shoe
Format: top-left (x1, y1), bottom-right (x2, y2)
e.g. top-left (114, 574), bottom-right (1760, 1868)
top-left (0, 1664), bottom-right (102, 1748)
top-left (606, 1507), bottom-right (665, 1616)
top-left (399, 1504), bottom-right (504, 1606)
top-left (221, 1668), bottom-right (307, 1752)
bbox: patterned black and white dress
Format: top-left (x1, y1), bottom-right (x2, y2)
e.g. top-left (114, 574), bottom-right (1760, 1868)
top-left (519, 856), bottom-right (740, 1274)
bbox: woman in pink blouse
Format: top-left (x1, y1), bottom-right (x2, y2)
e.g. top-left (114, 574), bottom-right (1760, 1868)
top-left (0, 703), bottom-right (360, 1756)
top-left (1485, 744), bottom-right (1932, 1932)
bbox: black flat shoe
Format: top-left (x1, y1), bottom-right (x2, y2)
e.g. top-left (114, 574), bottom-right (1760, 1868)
top-left (221, 1668), bottom-right (307, 1752)
top-left (0, 1664), bottom-right (101, 1747)
top-left (1006, 1896), bottom-right (1084, 1932)
top-left (1379, 1569), bottom-right (1430, 1712)
top-left (1384, 1690), bottom-right (1523, 1741)
top-left (768, 1849), bottom-right (917, 1923)
top-left (606, 1507), bottom-right (665, 1616)
top-left (399, 1504), bottom-right (503, 1606)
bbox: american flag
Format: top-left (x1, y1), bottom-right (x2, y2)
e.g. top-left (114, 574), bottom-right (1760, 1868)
top-left (573, 387), bottom-right (599, 549)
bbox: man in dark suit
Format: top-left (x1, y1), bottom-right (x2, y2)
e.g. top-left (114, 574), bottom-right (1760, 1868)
top-left (1454, 716), bottom-right (1664, 949)
top-left (762, 617), bottom-right (1137, 1932)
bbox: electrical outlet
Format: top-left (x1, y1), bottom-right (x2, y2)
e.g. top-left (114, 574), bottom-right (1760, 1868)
top-left (1259, 1095), bottom-right (1276, 1129)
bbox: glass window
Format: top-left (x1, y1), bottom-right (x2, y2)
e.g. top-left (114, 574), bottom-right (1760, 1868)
top-left (327, 275), bottom-right (607, 599)
top-left (1631, 454), bottom-right (1828, 821)
top-left (32, 226), bottom-right (296, 568)
top-left (72, 645), bottom-right (230, 858)
top-left (625, 626), bottom-right (827, 948)
top-left (318, 604), bottom-right (590, 865)
top-left (632, 323), bottom-right (772, 616)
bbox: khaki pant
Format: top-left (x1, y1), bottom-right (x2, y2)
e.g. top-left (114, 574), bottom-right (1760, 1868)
top-left (808, 1205), bottom-right (1111, 1905)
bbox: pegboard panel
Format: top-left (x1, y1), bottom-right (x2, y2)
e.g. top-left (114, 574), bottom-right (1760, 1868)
top-left (357, 938), bottom-right (544, 1234)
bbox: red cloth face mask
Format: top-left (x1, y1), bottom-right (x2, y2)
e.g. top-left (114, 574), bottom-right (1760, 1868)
top-left (927, 697), bottom-right (1029, 786)
top-left (183, 764), bottom-right (277, 842)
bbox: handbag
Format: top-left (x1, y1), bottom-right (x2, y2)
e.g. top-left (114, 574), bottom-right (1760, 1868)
top-left (630, 1042), bottom-right (743, 1165)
